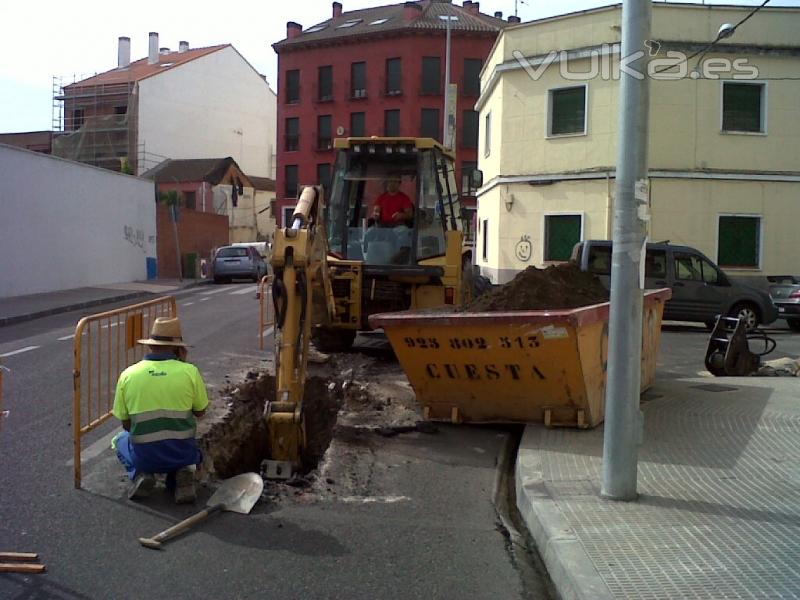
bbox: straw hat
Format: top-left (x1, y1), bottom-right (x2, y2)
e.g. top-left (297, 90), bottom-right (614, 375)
top-left (137, 317), bottom-right (189, 347)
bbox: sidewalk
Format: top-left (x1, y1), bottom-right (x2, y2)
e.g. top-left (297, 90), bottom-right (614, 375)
top-left (517, 376), bottom-right (800, 600)
top-left (0, 279), bottom-right (209, 327)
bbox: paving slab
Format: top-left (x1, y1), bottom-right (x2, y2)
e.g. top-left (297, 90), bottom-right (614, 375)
top-left (517, 377), bottom-right (800, 600)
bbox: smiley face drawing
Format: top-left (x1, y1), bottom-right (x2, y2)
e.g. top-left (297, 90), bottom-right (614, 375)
top-left (515, 235), bottom-right (532, 262)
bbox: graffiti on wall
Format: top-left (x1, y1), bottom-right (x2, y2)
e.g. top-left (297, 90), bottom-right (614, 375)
top-left (515, 235), bottom-right (533, 262)
top-left (124, 225), bottom-right (145, 249)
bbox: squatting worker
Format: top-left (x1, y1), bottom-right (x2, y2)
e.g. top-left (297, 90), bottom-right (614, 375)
top-left (111, 316), bottom-right (208, 503)
top-left (372, 178), bottom-right (413, 226)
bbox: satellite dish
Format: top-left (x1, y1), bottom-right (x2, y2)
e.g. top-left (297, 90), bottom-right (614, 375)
top-left (336, 126), bottom-right (345, 136)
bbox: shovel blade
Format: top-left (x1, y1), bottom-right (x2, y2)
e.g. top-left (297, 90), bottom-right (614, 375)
top-left (208, 472), bottom-right (264, 514)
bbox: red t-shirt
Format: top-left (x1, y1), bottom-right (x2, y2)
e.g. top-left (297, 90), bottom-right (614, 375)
top-left (374, 191), bottom-right (412, 225)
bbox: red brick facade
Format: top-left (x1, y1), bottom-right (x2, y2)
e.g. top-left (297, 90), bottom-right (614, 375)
top-left (156, 204), bottom-right (229, 278)
top-left (274, 1), bottom-right (508, 226)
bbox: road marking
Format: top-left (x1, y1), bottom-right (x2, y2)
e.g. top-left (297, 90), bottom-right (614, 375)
top-left (58, 334), bottom-right (76, 341)
top-left (199, 287), bottom-right (229, 296)
top-left (66, 429), bottom-right (119, 466)
top-left (182, 302), bottom-right (195, 307)
top-left (200, 297), bottom-right (210, 302)
top-left (339, 495), bottom-right (411, 504)
top-left (229, 286), bottom-right (257, 296)
top-left (0, 346), bottom-right (40, 358)
top-left (101, 322), bottom-right (119, 329)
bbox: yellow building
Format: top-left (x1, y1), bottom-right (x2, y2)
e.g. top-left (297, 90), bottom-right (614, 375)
top-left (476, 3), bottom-right (799, 284)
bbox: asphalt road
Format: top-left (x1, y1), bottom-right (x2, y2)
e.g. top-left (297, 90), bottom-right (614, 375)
top-left (0, 283), bottom-right (552, 600)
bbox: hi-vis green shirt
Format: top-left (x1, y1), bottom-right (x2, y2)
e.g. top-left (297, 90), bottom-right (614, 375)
top-left (113, 358), bottom-right (209, 444)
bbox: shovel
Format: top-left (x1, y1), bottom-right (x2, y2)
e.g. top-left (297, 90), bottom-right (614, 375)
top-left (138, 472), bottom-right (264, 550)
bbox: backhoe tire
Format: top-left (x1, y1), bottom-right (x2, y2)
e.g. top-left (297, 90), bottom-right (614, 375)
top-left (461, 263), bottom-right (492, 306)
top-left (311, 327), bottom-right (356, 353)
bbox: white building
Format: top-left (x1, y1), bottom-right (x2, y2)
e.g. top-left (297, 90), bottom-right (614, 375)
top-left (54, 34), bottom-right (277, 179)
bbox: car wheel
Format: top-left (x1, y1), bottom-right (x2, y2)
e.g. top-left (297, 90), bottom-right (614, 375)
top-left (787, 319), bottom-right (800, 332)
top-left (728, 302), bottom-right (760, 331)
top-left (214, 276), bottom-right (223, 284)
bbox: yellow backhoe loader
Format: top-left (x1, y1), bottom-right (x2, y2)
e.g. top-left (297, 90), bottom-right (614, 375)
top-left (265, 137), bottom-right (484, 476)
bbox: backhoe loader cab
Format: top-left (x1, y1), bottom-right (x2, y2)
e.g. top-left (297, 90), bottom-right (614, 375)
top-left (316, 137), bottom-right (473, 350)
top-left (326, 138), bottom-right (463, 267)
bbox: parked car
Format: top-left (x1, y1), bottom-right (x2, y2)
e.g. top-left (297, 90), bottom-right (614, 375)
top-left (768, 275), bottom-right (800, 332)
top-left (212, 245), bottom-right (268, 283)
top-left (571, 240), bottom-right (778, 330)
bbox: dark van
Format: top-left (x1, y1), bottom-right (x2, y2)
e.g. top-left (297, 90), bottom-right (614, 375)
top-left (571, 240), bottom-right (778, 330)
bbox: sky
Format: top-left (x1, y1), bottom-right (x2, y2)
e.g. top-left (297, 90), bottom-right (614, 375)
top-left (0, 0), bottom-right (797, 133)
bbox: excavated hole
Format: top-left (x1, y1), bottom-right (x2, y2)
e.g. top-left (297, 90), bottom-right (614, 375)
top-left (201, 374), bottom-right (342, 480)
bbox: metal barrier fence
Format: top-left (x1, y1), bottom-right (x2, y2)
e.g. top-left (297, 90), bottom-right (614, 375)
top-left (72, 296), bottom-right (177, 488)
top-left (258, 275), bottom-right (275, 350)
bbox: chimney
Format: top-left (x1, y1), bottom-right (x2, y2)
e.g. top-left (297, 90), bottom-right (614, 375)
top-left (494, 11), bottom-right (502, 19)
top-left (333, 1), bottom-right (343, 18)
top-left (463, 0), bottom-right (472, 8)
top-left (404, 1), bottom-right (423, 21)
top-left (508, 15), bottom-right (521, 23)
top-left (159, 47), bottom-right (170, 55)
top-left (179, 40), bottom-right (189, 53)
top-left (467, 2), bottom-right (480, 15)
top-left (118, 36), bottom-right (131, 68)
top-left (148, 32), bottom-right (159, 65)
top-left (287, 21), bottom-right (303, 39)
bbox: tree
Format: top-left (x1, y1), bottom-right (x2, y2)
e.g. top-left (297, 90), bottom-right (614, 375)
top-left (159, 190), bottom-right (183, 281)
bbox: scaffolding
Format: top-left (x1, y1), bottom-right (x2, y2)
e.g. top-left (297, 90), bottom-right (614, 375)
top-left (51, 74), bottom-right (139, 173)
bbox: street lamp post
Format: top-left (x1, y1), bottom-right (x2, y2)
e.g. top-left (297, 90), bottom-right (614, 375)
top-left (439, 14), bottom-right (458, 149)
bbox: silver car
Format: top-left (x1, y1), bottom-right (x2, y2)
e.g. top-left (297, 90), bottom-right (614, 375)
top-left (212, 246), bottom-right (267, 283)
top-left (768, 275), bottom-right (800, 332)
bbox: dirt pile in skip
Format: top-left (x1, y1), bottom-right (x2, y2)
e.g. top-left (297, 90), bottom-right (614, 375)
top-left (465, 263), bottom-right (609, 312)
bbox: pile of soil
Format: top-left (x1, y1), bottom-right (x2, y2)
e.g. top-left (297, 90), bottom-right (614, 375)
top-left (465, 263), bottom-right (609, 312)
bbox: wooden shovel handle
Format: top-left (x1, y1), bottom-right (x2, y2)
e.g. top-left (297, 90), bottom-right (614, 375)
top-left (0, 552), bottom-right (39, 561)
top-left (139, 503), bottom-right (224, 548)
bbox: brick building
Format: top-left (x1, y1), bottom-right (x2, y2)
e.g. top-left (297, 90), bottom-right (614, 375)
top-left (272, 0), bottom-right (515, 231)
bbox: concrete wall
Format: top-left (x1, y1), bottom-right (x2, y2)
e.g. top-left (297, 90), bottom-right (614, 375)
top-left (138, 46), bottom-right (277, 178)
top-left (0, 144), bottom-right (156, 297)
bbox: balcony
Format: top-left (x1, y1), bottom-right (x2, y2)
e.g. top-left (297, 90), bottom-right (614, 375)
top-left (313, 132), bottom-right (333, 152)
top-left (284, 133), bottom-right (300, 152)
top-left (313, 81), bottom-right (336, 104)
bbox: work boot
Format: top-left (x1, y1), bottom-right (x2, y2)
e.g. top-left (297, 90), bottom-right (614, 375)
top-left (174, 465), bottom-right (197, 504)
top-left (128, 473), bottom-right (156, 500)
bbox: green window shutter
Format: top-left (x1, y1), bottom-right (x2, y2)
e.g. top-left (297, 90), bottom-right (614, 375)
top-left (551, 87), bottom-right (586, 135)
top-left (546, 215), bottom-right (581, 261)
top-left (722, 84), bottom-right (762, 133)
top-left (718, 216), bottom-right (759, 267)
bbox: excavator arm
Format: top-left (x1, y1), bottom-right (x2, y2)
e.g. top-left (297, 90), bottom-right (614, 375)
top-left (265, 186), bottom-right (335, 478)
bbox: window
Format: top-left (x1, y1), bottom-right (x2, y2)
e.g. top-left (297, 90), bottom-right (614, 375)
top-left (718, 215), bottom-right (761, 268)
top-left (183, 191), bottom-right (196, 210)
top-left (285, 117), bottom-right (299, 151)
top-left (114, 105), bottom-right (127, 115)
top-left (462, 110), bottom-right (478, 149)
top-left (644, 250), bottom-right (667, 279)
top-left (675, 253), bottom-right (719, 284)
top-left (351, 62), bottom-right (367, 99)
top-left (305, 24), bottom-right (327, 33)
top-left (421, 57), bottom-right (441, 95)
top-left (420, 108), bottom-right (440, 140)
top-left (284, 165), bottom-right (298, 198)
top-left (463, 58), bottom-right (482, 96)
top-left (370, 18), bottom-right (389, 25)
top-left (337, 18), bottom-right (362, 28)
top-left (549, 85), bottom-right (587, 136)
top-left (385, 58), bottom-right (402, 95)
top-left (282, 206), bottom-right (296, 228)
top-left (350, 112), bottom-right (365, 137)
top-left (461, 207), bottom-right (476, 244)
top-left (318, 65), bottom-right (333, 102)
top-left (72, 108), bottom-right (85, 130)
top-left (484, 111), bottom-right (491, 157)
top-left (722, 82), bottom-right (765, 133)
top-left (285, 69), bottom-right (300, 104)
top-left (544, 214), bottom-right (582, 261)
top-left (461, 161), bottom-right (478, 197)
top-left (317, 115), bottom-right (332, 150)
top-left (384, 110), bottom-right (400, 136)
top-left (317, 163), bottom-right (332, 192)
top-left (482, 219), bottom-right (489, 261)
